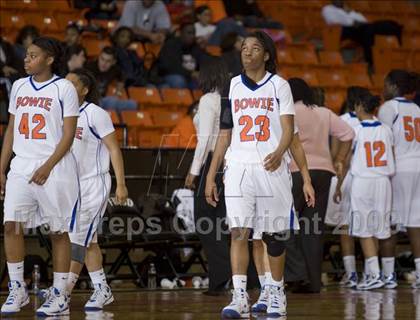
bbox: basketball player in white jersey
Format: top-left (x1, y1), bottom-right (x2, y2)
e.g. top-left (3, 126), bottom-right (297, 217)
top-left (0, 37), bottom-right (79, 316)
top-left (326, 87), bottom-right (363, 288)
top-left (63, 69), bottom-right (128, 309)
top-left (205, 31), bottom-right (299, 318)
top-left (341, 89), bottom-right (395, 290)
top-left (378, 70), bottom-right (420, 289)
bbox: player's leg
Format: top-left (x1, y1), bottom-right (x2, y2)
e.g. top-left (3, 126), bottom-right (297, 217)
top-left (408, 228), bottom-right (420, 288)
top-left (340, 229), bottom-right (357, 288)
top-left (251, 238), bottom-right (270, 313)
top-left (222, 163), bottom-right (254, 318)
top-left (357, 237), bottom-right (383, 290)
top-left (1, 172), bottom-right (35, 315)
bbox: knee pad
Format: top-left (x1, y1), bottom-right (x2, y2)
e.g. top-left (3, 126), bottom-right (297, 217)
top-left (262, 232), bottom-right (287, 257)
top-left (71, 243), bottom-right (87, 264)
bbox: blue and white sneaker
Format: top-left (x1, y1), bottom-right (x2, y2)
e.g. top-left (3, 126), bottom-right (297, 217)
top-left (36, 287), bottom-right (69, 317)
top-left (38, 286), bottom-right (53, 301)
top-left (85, 283), bottom-right (114, 311)
top-left (383, 272), bottom-right (398, 289)
top-left (221, 289), bottom-right (249, 319)
top-left (340, 272), bottom-right (358, 288)
top-left (266, 285), bottom-right (286, 318)
top-left (0, 281), bottom-right (30, 315)
top-left (357, 274), bottom-right (384, 290)
top-left (251, 285), bottom-right (269, 313)
top-left (412, 274), bottom-right (420, 289)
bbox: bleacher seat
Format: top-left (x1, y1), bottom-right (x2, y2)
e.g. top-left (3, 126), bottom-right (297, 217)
top-left (160, 88), bottom-right (193, 108)
top-left (128, 87), bottom-right (162, 107)
top-left (290, 47), bottom-right (319, 65)
top-left (82, 38), bottom-right (111, 57)
top-left (374, 35), bottom-right (400, 49)
top-left (192, 89), bottom-right (203, 102)
top-left (317, 70), bottom-right (347, 88)
top-left (325, 90), bottom-right (346, 114)
top-left (319, 51), bottom-right (344, 67)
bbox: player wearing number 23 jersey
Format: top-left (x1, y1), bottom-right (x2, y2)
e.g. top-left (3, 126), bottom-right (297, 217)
top-left (220, 72), bottom-right (299, 234)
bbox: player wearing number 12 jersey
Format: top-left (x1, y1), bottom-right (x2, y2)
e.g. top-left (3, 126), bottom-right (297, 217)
top-left (0, 37), bottom-right (79, 316)
top-left (205, 31), bottom-right (298, 318)
top-left (349, 89), bottom-right (394, 290)
top-left (378, 70), bottom-right (420, 289)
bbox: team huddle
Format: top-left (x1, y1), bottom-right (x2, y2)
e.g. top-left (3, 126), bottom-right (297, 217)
top-left (0, 37), bottom-right (128, 317)
top-left (1, 30), bottom-right (420, 319)
top-left (326, 70), bottom-right (420, 292)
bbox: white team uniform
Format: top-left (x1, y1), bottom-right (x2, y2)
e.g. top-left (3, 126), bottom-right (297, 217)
top-left (378, 98), bottom-right (420, 227)
top-left (3, 75), bottom-right (79, 232)
top-left (69, 102), bottom-right (115, 247)
top-left (221, 72), bottom-right (299, 234)
top-left (349, 120), bottom-right (395, 239)
top-left (325, 112), bottom-right (360, 226)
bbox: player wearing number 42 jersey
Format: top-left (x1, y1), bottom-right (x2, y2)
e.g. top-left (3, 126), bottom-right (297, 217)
top-left (1, 37), bottom-right (79, 317)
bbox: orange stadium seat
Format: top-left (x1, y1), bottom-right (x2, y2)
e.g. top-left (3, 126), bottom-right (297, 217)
top-left (106, 83), bottom-right (129, 100)
top-left (322, 26), bottom-right (341, 51)
top-left (128, 87), bottom-right (162, 107)
top-left (317, 70), bottom-right (347, 88)
top-left (29, 14), bottom-right (60, 32)
top-left (129, 42), bottom-right (145, 59)
top-left (121, 110), bottom-right (154, 127)
top-left (298, 69), bottom-right (319, 86)
top-left (206, 45), bottom-right (221, 56)
top-left (55, 11), bottom-right (82, 30)
top-left (371, 73), bottom-right (386, 91)
top-left (194, 0), bottom-right (226, 22)
top-left (374, 35), bottom-right (400, 49)
top-left (403, 34), bottom-right (420, 49)
top-left (192, 89), bottom-right (203, 102)
top-left (161, 88), bottom-right (193, 108)
top-left (108, 110), bottom-right (120, 125)
top-left (144, 43), bottom-right (162, 56)
top-left (346, 72), bottom-right (372, 88)
top-left (82, 38), bottom-right (111, 57)
top-left (152, 110), bottom-right (184, 128)
top-left (0, 12), bottom-right (26, 30)
top-left (290, 48), bottom-right (319, 65)
top-left (346, 62), bottom-right (369, 74)
top-left (37, 0), bottom-right (71, 11)
top-left (324, 90), bottom-right (346, 114)
top-left (0, 0), bottom-right (39, 10)
top-left (277, 50), bottom-right (294, 65)
top-left (319, 51), bottom-right (344, 67)
top-left (137, 128), bottom-right (166, 148)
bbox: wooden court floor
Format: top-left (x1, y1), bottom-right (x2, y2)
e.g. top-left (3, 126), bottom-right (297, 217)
top-left (0, 286), bottom-right (418, 319)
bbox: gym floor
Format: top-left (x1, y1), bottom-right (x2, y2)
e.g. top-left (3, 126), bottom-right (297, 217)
top-left (0, 286), bottom-right (417, 319)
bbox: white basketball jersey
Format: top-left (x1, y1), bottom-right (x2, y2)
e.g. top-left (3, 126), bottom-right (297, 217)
top-left (378, 98), bottom-right (420, 172)
top-left (351, 120), bottom-right (395, 178)
top-left (341, 112), bottom-right (360, 133)
top-left (72, 102), bottom-right (115, 180)
top-left (224, 72), bottom-right (295, 164)
top-left (8, 76), bottom-right (79, 159)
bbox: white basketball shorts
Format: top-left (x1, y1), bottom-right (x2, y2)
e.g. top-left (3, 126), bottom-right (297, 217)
top-left (391, 171), bottom-right (420, 228)
top-left (325, 174), bottom-right (352, 227)
top-left (3, 154), bottom-right (79, 233)
top-left (350, 176), bottom-right (392, 239)
top-left (224, 160), bottom-right (299, 234)
top-left (69, 173), bottom-right (111, 247)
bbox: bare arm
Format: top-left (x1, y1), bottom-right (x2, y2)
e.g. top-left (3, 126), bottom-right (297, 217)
top-left (29, 117), bottom-right (78, 185)
top-left (289, 133), bottom-right (315, 207)
top-left (334, 140), bottom-right (352, 179)
top-left (264, 115), bottom-right (294, 171)
top-left (103, 132), bottom-right (128, 204)
top-left (0, 115), bottom-right (14, 197)
top-left (205, 129), bottom-right (232, 207)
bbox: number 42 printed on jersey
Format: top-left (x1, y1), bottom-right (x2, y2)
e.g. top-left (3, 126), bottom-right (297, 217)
top-left (18, 113), bottom-right (47, 139)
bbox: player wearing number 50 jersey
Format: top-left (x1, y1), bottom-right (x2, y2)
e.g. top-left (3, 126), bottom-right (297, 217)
top-left (348, 89), bottom-right (394, 291)
top-left (0, 37), bottom-right (79, 317)
top-left (205, 31), bottom-right (299, 319)
top-left (378, 70), bottom-right (420, 289)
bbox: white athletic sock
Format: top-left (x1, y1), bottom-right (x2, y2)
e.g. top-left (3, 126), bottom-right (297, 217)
top-left (67, 272), bottom-right (79, 293)
top-left (89, 268), bottom-right (107, 286)
top-left (366, 257), bottom-right (380, 277)
top-left (271, 278), bottom-right (284, 288)
top-left (7, 261), bottom-right (24, 283)
top-left (264, 272), bottom-right (272, 287)
top-left (53, 272), bottom-right (69, 292)
top-left (258, 275), bottom-right (265, 287)
top-left (381, 257), bottom-right (395, 277)
top-left (343, 255), bottom-right (356, 274)
top-left (232, 275), bottom-right (247, 291)
top-left (415, 258), bottom-right (420, 278)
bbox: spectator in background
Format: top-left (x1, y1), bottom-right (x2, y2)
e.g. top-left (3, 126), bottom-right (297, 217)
top-left (184, 57), bottom-right (231, 295)
top-left (63, 23), bottom-right (82, 49)
top-left (0, 37), bottom-right (25, 82)
top-left (118, 0), bottom-right (171, 44)
top-left (158, 23), bottom-right (207, 88)
top-left (194, 5), bottom-right (216, 46)
top-left (14, 25), bottom-right (39, 60)
top-left (220, 32), bottom-right (242, 78)
top-left (223, 0), bottom-right (283, 29)
top-left (111, 27), bottom-right (149, 87)
top-left (63, 45), bottom-right (87, 74)
top-left (285, 78), bottom-right (354, 293)
top-left (322, 0), bottom-right (402, 65)
top-left (85, 46), bottom-right (137, 111)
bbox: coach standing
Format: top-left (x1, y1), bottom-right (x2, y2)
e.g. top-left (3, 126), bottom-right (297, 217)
top-left (285, 78), bottom-right (354, 293)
